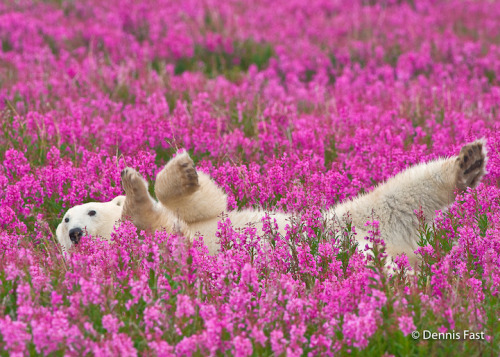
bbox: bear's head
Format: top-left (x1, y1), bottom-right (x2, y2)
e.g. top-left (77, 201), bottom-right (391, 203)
top-left (56, 196), bottom-right (125, 251)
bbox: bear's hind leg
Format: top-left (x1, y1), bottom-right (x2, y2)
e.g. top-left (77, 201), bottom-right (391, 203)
top-left (155, 152), bottom-right (200, 204)
top-left (155, 152), bottom-right (227, 223)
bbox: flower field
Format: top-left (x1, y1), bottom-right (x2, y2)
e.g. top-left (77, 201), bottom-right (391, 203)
top-left (0, 0), bottom-right (499, 355)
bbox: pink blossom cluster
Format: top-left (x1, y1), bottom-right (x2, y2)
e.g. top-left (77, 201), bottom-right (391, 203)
top-left (0, 0), bottom-right (499, 355)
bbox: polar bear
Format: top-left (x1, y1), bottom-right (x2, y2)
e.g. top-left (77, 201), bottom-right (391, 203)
top-left (56, 140), bottom-right (487, 267)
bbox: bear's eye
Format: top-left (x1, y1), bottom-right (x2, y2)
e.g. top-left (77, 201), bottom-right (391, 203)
top-left (88, 210), bottom-right (97, 217)
top-left (64, 217), bottom-right (69, 223)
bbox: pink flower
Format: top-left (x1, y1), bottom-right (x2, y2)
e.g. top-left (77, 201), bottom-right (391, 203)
top-left (270, 329), bottom-right (287, 355)
top-left (398, 315), bottom-right (416, 336)
top-left (0, 316), bottom-right (30, 356)
top-left (102, 314), bottom-right (123, 334)
top-left (342, 310), bottom-right (379, 349)
top-left (176, 295), bottom-right (195, 319)
top-left (233, 335), bottom-right (253, 357)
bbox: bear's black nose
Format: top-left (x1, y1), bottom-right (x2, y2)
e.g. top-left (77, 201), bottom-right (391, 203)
top-left (69, 228), bottom-right (83, 244)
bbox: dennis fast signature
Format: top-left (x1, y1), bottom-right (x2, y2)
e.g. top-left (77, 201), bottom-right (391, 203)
top-left (411, 330), bottom-right (485, 340)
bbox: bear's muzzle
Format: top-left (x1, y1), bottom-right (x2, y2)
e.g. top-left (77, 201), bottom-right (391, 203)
top-left (69, 227), bottom-right (83, 244)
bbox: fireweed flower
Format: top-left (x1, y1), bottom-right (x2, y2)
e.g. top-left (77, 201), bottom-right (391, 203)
top-left (175, 294), bottom-right (195, 319)
top-left (0, 316), bottom-right (30, 356)
top-left (398, 315), bottom-right (416, 336)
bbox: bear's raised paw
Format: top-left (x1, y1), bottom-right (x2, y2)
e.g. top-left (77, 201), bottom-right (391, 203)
top-left (456, 139), bottom-right (487, 190)
top-left (178, 159), bottom-right (199, 194)
top-left (155, 152), bottom-right (200, 204)
top-left (121, 168), bottom-right (150, 202)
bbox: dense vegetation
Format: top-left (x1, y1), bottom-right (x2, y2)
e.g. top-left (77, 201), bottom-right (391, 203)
top-left (0, 0), bottom-right (499, 355)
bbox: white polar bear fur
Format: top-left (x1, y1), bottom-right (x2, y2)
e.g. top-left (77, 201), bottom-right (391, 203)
top-left (56, 140), bottom-right (487, 267)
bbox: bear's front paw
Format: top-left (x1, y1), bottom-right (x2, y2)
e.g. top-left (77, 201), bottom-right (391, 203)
top-left (121, 167), bottom-right (149, 197)
top-left (456, 139), bottom-right (487, 190)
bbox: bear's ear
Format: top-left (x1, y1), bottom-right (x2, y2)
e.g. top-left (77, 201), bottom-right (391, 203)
top-left (111, 195), bottom-right (126, 207)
